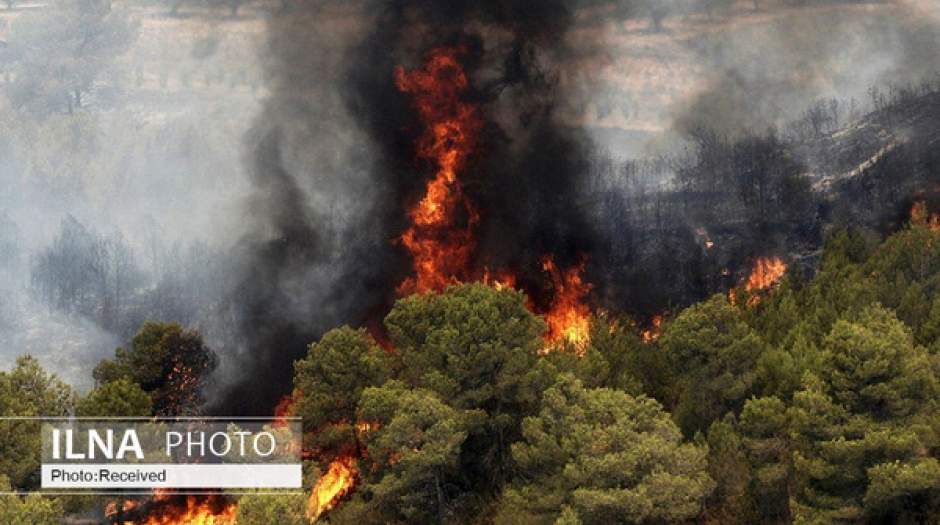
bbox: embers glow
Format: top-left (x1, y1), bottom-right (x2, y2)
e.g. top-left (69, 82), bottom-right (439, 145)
top-left (395, 47), bottom-right (482, 294)
top-left (307, 456), bottom-right (357, 522)
top-left (541, 256), bottom-right (592, 352)
top-left (641, 314), bottom-right (663, 343)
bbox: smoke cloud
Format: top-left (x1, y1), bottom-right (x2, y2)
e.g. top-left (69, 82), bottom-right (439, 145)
top-left (215, 0), bottom-right (602, 413)
top-left (673, 3), bottom-right (940, 137)
top-left (214, 1), bottom-right (940, 413)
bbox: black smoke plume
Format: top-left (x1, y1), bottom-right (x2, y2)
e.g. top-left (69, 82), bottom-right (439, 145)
top-left (213, 0), bottom-right (598, 413)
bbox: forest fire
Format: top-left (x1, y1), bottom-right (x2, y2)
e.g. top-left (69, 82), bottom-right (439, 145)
top-left (395, 46), bottom-right (483, 295)
top-left (910, 201), bottom-right (940, 230)
top-left (307, 456), bottom-right (357, 522)
top-left (113, 45), bottom-right (597, 525)
top-left (641, 314), bottom-right (663, 342)
top-left (272, 390), bottom-right (299, 428)
top-left (541, 256), bottom-right (592, 351)
top-left (745, 257), bottom-right (788, 292)
top-left (729, 256), bottom-right (788, 307)
top-left (394, 47), bottom-right (595, 353)
top-left (482, 268), bottom-right (517, 291)
top-left (106, 493), bottom-right (236, 525)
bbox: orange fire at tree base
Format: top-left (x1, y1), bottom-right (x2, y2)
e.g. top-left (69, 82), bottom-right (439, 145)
top-left (307, 456), bottom-right (357, 523)
top-left (540, 256), bottom-right (592, 353)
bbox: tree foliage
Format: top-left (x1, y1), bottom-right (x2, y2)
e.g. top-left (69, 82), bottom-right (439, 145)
top-left (355, 381), bottom-right (474, 523)
top-left (659, 294), bottom-right (765, 436)
top-left (0, 356), bottom-right (73, 489)
top-left (788, 305), bottom-right (940, 523)
top-left (235, 491), bottom-right (307, 525)
top-left (496, 374), bottom-right (713, 525)
top-left (12, 216), bottom-right (940, 522)
top-left (384, 284), bottom-right (553, 484)
top-left (0, 475), bottom-right (65, 524)
top-left (293, 325), bottom-right (391, 457)
top-left (93, 321), bottom-right (217, 415)
top-left (76, 377), bottom-right (152, 417)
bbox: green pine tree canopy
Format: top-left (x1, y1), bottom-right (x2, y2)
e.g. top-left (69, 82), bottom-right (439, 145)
top-left (7, 219), bottom-right (940, 523)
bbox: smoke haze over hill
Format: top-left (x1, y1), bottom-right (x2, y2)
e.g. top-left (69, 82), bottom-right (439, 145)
top-left (0, 0), bottom-right (937, 410)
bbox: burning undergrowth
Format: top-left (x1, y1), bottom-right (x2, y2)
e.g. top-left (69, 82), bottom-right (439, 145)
top-left (106, 492), bottom-right (236, 525)
top-left (729, 256), bottom-right (789, 307)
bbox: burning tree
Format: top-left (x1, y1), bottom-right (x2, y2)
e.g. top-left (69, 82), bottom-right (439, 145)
top-left (93, 321), bottom-right (218, 416)
top-left (291, 326), bottom-right (392, 520)
top-left (294, 283), bottom-right (553, 522)
top-left (729, 256), bottom-right (789, 308)
top-left (541, 256), bottom-right (593, 352)
top-left (105, 492), bottom-right (236, 524)
top-left (391, 48), bottom-right (596, 355)
top-left (308, 455), bottom-right (357, 522)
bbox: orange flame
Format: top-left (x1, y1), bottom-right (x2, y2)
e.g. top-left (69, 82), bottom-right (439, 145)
top-left (138, 499), bottom-right (236, 525)
top-left (105, 499), bottom-right (139, 518)
top-left (745, 257), bottom-right (788, 292)
top-left (395, 47), bottom-right (482, 295)
top-left (394, 49), bottom-right (596, 355)
top-left (541, 256), bottom-right (592, 352)
top-left (108, 493), bottom-right (236, 525)
top-left (272, 390), bottom-right (301, 429)
top-left (641, 314), bottom-right (663, 343)
top-left (482, 267), bottom-right (517, 291)
top-left (307, 456), bottom-right (357, 522)
top-left (911, 201), bottom-right (940, 230)
top-left (355, 421), bottom-right (380, 435)
top-left (730, 256), bottom-right (788, 307)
